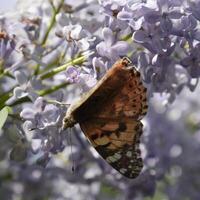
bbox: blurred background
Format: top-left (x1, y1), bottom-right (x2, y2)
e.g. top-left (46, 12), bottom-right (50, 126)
top-left (1, 0), bottom-right (200, 200)
top-left (0, 0), bottom-right (16, 11)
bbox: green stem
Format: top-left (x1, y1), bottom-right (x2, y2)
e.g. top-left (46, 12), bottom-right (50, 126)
top-left (37, 55), bottom-right (61, 74)
top-left (38, 82), bottom-right (68, 96)
top-left (0, 52), bottom-right (93, 108)
top-left (39, 55), bottom-right (86, 80)
top-left (122, 33), bottom-right (132, 42)
top-left (41, 0), bottom-right (64, 46)
top-left (34, 0), bottom-right (64, 75)
top-left (0, 70), bottom-right (15, 80)
top-left (0, 87), bottom-right (15, 109)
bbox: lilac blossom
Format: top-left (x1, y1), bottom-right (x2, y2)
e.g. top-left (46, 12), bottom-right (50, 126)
top-left (1, 0), bottom-right (200, 199)
top-left (20, 97), bottom-right (61, 129)
top-left (65, 66), bottom-right (80, 83)
top-left (96, 27), bottom-right (130, 61)
top-left (0, 29), bottom-right (16, 66)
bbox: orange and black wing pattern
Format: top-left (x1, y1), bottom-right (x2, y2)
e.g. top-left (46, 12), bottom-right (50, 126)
top-left (80, 118), bottom-right (143, 178)
top-left (77, 58), bottom-right (148, 178)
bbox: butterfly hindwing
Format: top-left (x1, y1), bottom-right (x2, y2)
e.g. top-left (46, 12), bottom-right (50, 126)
top-left (80, 118), bottom-right (143, 178)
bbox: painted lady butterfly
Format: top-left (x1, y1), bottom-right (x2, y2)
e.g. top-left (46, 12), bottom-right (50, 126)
top-left (62, 57), bottom-right (148, 178)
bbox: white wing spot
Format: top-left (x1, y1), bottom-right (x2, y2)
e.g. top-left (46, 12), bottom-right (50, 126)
top-left (106, 155), bottom-right (117, 163)
top-left (126, 151), bottom-right (132, 158)
top-left (114, 153), bottom-right (122, 160)
top-left (119, 168), bottom-right (127, 174)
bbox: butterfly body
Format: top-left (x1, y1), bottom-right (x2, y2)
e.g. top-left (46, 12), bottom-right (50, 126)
top-left (63, 57), bottom-right (148, 178)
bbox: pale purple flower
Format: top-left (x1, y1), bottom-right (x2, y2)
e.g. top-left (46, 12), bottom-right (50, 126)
top-left (96, 27), bottom-right (129, 60)
top-left (187, 1), bottom-right (200, 21)
top-left (98, 0), bottom-right (131, 29)
top-left (180, 44), bottom-right (200, 78)
top-left (6, 70), bottom-right (38, 105)
top-left (2, 0), bottom-right (200, 199)
top-left (56, 24), bottom-right (91, 51)
top-left (65, 66), bottom-right (80, 83)
top-left (20, 15), bottom-right (41, 41)
top-left (0, 30), bottom-right (16, 64)
top-left (79, 73), bottom-right (97, 90)
top-left (92, 56), bottom-right (108, 78)
top-left (20, 97), bottom-right (61, 129)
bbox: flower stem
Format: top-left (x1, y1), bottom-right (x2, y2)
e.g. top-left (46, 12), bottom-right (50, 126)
top-left (34, 0), bottom-right (65, 75)
top-left (39, 54), bottom-right (88, 80)
top-left (0, 69), bottom-right (15, 80)
top-left (41, 0), bottom-right (64, 46)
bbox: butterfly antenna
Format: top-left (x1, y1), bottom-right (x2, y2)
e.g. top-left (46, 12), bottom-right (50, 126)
top-left (68, 128), bottom-right (75, 173)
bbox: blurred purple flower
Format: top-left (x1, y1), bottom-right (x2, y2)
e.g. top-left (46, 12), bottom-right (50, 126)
top-left (99, 0), bottom-right (129, 29)
top-left (56, 24), bottom-right (91, 51)
top-left (65, 65), bottom-right (97, 90)
top-left (0, 30), bottom-right (16, 65)
top-left (1, 0), bottom-right (200, 199)
top-left (20, 97), bottom-right (61, 129)
top-left (187, 1), bottom-right (200, 21)
top-left (143, 1), bottom-right (183, 32)
top-left (180, 44), bottom-right (200, 78)
top-left (65, 66), bottom-right (80, 83)
top-left (20, 15), bottom-right (41, 41)
top-left (21, 97), bottom-right (65, 156)
top-left (92, 56), bottom-right (108, 78)
top-left (6, 70), bottom-right (39, 105)
top-left (96, 27), bottom-right (129, 60)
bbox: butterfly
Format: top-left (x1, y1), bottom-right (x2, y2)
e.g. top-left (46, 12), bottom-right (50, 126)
top-left (62, 57), bottom-right (148, 178)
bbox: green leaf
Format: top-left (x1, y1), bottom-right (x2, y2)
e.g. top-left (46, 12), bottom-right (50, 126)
top-left (0, 106), bottom-right (11, 129)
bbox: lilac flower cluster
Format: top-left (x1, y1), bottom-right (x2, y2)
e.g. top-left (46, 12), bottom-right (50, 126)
top-left (0, 0), bottom-right (200, 199)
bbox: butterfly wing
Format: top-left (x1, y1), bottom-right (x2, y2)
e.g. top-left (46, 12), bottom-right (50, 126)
top-left (80, 118), bottom-right (143, 178)
top-left (79, 66), bottom-right (147, 178)
top-left (96, 68), bottom-right (148, 119)
top-left (63, 58), bottom-right (148, 178)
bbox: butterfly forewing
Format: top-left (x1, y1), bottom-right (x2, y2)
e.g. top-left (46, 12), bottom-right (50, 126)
top-left (95, 68), bottom-right (148, 120)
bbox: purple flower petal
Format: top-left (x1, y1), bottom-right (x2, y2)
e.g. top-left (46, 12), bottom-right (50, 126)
top-left (144, 11), bottom-right (161, 24)
top-left (79, 74), bottom-right (97, 91)
top-left (31, 139), bottom-right (42, 153)
top-left (34, 97), bottom-right (46, 112)
top-left (92, 57), bottom-right (107, 77)
top-left (168, 10), bottom-right (183, 19)
top-left (111, 41), bottom-right (130, 55)
top-left (138, 52), bottom-right (149, 68)
top-left (14, 70), bottom-right (28, 85)
top-left (65, 66), bottom-right (80, 83)
top-left (102, 27), bottom-right (114, 46)
top-left (194, 30), bottom-right (200, 41)
top-left (133, 30), bottom-right (149, 43)
top-left (42, 104), bottom-right (61, 125)
top-left (0, 39), bottom-right (6, 58)
top-left (13, 87), bottom-right (28, 98)
top-left (20, 108), bottom-right (35, 119)
top-left (160, 17), bottom-right (172, 32)
top-left (117, 11), bottom-right (132, 20)
top-left (96, 41), bottom-right (109, 57)
top-left (129, 18), bottom-right (143, 30)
